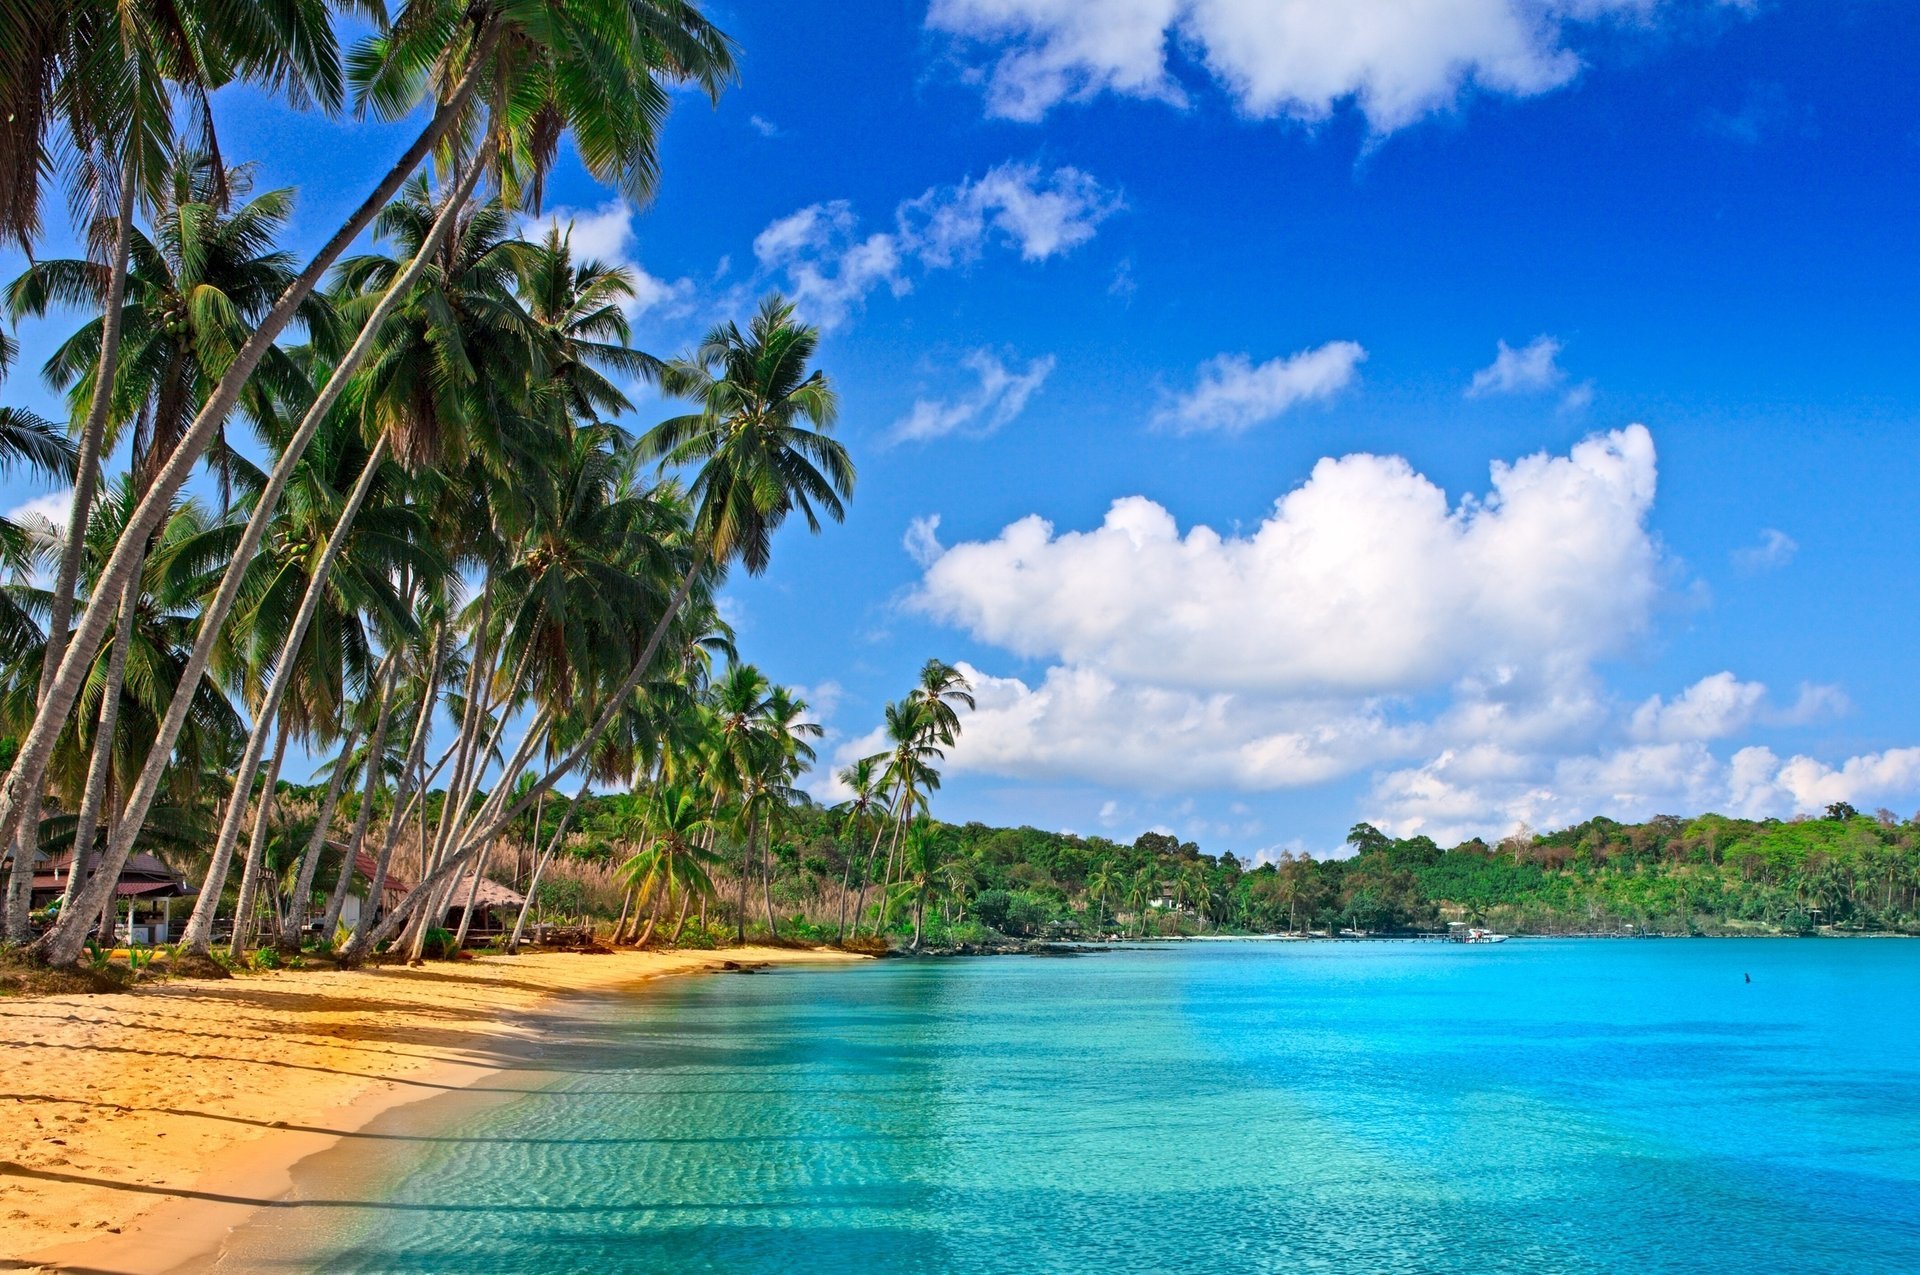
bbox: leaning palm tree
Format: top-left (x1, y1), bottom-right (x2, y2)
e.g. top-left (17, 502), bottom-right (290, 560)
top-left (386, 296), bottom-right (854, 931)
top-left (2, 0), bottom-right (344, 948)
top-left (0, 479), bottom-right (242, 931)
top-left (8, 155), bottom-right (327, 951)
top-left (0, 0), bottom-right (740, 951)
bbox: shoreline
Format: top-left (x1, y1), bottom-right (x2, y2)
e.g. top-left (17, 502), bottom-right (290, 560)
top-left (0, 946), bottom-right (867, 1274)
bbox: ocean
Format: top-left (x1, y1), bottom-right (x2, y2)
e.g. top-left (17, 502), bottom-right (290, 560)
top-left (214, 939), bottom-right (1920, 1273)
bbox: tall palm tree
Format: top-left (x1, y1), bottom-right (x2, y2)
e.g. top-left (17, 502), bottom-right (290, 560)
top-left (401, 296), bottom-right (853, 922)
top-left (0, 0), bottom-right (740, 943)
top-left (909, 659), bottom-right (974, 745)
top-left (0, 479), bottom-right (241, 930)
top-left (8, 155), bottom-right (326, 949)
top-left (833, 756), bottom-right (883, 940)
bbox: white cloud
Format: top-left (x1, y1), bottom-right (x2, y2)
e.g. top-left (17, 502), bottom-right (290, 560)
top-left (1155, 341), bottom-right (1365, 434)
top-left (903, 514), bottom-right (945, 568)
top-left (899, 162), bottom-right (1123, 266)
top-left (1368, 738), bottom-right (1920, 845)
top-left (1732, 527), bottom-right (1797, 573)
top-left (752, 162), bottom-right (1120, 329)
top-left (1629, 672), bottom-right (1767, 743)
top-left (5, 489), bottom-right (70, 530)
top-left (913, 425), bottom-right (1659, 694)
top-left (751, 201), bottom-right (907, 330)
top-left (799, 680), bottom-right (844, 721)
top-left (530, 201), bottom-right (693, 318)
top-left (927, 0), bottom-right (1718, 133)
top-left (748, 114), bottom-right (782, 137)
top-left (889, 350), bottom-right (1055, 444)
top-left (1468, 335), bottom-right (1566, 397)
top-left (891, 421), bottom-right (1920, 840)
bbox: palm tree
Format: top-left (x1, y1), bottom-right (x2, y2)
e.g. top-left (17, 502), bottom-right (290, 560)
top-left (909, 659), bottom-right (974, 745)
top-left (890, 817), bottom-right (941, 950)
top-left (1086, 859), bottom-right (1119, 931)
top-left (0, 479), bottom-right (241, 933)
top-left (620, 783), bottom-right (717, 947)
top-left (400, 296), bottom-right (853, 925)
top-left (201, 365), bottom-right (437, 955)
top-left (0, 0), bottom-right (740, 941)
top-left (832, 756), bottom-right (883, 940)
top-left (10, 156), bottom-right (328, 953)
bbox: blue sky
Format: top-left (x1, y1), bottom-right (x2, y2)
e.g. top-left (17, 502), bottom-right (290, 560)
top-left (3, 0), bottom-right (1917, 858)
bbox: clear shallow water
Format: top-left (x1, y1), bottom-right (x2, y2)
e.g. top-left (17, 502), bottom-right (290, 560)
top-left (221, 941), bottom-right (1920, 1273)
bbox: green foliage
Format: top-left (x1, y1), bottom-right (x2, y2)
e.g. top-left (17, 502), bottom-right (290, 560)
top-left (535, 878), bottom-right (589, 919)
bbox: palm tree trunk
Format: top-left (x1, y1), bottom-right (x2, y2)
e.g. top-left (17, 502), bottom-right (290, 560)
top-left (834, 820), bottom-right (862, 941)
top-left (387, 707), bottom-right (553, 962)
top-left (339, 640), bottom-right (447, 960)
top-left (438, 542), bottom-right (713, 872)
top-left (636, 887), bottom-right (665, 947)
top-left (4, 165), bottom-right (140, 944)
top-left (316, 656), bottom-right (402, 945)
top-left (507, 782), bottom-right (588, 953)
top-left (226, 719), bottom-right (291, 958)
top-left (432, 635), bottom-right (540, 867)
top-left (429, 581), bottom-right (494, 865)
top-left (0, 42), bottom-right (501, 906)
top-left (279, 701), bottom-right (374, 951)
top-left (451, 839), bottom-right (494, 950)
top-left (734, 818), bottom-right (753, 945)
top-left (761, 811), bottom-right (778, 938)
top-left (611, 886), bottom-right (635, 944)
top-left (671, 891), bottom-right (693, 945)
top-left (28, 135), bottom-right (498, 970)
top-left (53, 578), bottom-right (137, 925)
top-left (851, 815), bottom-right (890, 938)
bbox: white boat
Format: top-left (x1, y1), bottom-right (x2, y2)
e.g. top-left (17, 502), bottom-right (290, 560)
top-left (1462, 927), bottom-right (1508, 944)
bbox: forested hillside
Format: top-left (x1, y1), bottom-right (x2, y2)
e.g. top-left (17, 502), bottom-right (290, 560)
top-left (275, 785), bottom-right (1920, 942)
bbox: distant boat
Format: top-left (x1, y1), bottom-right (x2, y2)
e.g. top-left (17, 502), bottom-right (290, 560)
top-left (1462, 927), bottom-right (1509, 944)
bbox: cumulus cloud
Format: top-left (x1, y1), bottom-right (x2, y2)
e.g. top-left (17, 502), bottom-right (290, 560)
top-left (528, 201), bottom-right (694, 318)
top-left (1468, 335), bottom-right (1566, 397)
top-left (752, 162), bottom-right (1121, 329)
top-left (5, 489), bottom-right (70, 531)
top-left (1629, 673), bottom-right (1767, 743)
top-left (1155, 341), bottom-right (1365, 434)
top-left (1368, 739), bottom-right (1920, 845)
top-left (899, 162), bottom-right (1123, 266)
top-left (926, 0), bottom-right (1726, 132)
top-left (889, 350), bottom-right (1055, 445)
top-left (881, 422), bottom-right (1920, 839)
top-left (1733, 527), bottom-right (1797, 573)
top-left (913, 425), bottom-right (1660, 694)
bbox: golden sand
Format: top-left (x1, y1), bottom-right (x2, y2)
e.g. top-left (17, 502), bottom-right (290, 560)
top-left (0, 946), bottom-right (866, 1272)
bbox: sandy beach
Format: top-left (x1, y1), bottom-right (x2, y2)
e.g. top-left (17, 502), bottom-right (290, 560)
top-left (0, 946), bottom-right (866, 1273)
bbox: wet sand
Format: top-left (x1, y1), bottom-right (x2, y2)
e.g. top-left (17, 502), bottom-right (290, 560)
top-left (0, 947), bottom-right (866, 1273)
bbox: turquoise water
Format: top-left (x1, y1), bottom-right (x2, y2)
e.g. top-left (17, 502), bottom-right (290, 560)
top-left (226, 941), bottom-right (1920, 1273)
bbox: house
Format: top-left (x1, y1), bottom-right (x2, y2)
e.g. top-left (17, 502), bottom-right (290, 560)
top-left (31, 850), bottom-right (194, 944)
top-left (335, 849), bottom-right (413, 936)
